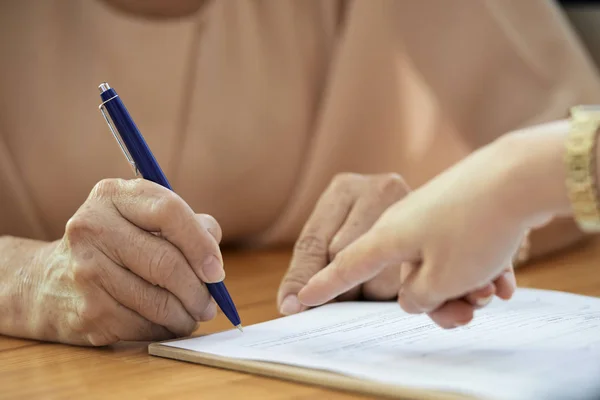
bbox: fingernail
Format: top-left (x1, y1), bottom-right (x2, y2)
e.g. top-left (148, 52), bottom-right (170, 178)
top-left (280, 295), bottom-right (302, 315)
top-left (202, 255), bottom-right (225, 282)
top-left (475, 294), bottom-right (494, 307)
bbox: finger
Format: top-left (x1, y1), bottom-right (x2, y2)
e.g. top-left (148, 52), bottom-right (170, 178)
top-left (397, 259), bottom-right (448, 314)
top-left (336, 286), bottom-right (362, 302)
top-left (196, 214), bottom-right (222, 243)
top-left (109, 309), bottom-right (175, 342)
top-left (464, 283), bottom-right (496, 309)
top-left (493, 267), bottom-right (516, 300)
top-left (93, 251), bottom-right (204, 336)
top-left (329, 174), bottom-right (409, 257)
top-left (96, 216), bottom-right (215, 322)
top-left (396, 262), bottom-right (426, 314)
top-left (77, 291), bottom-right (175, 346)
top-left (298, 227), bottom-right (417, 307)
top-left (426, 299), bottom-right (475, 329)
top-left (278, 176), bottom-right (361, 314)
top-left (90, 178), bottom-right (224, 283)
top-left (362, 263), bottom-right (402, 300)
top-left (327, 188), bottom-right (405, 300)
top-left (328, 176), bottom-right (408, 303)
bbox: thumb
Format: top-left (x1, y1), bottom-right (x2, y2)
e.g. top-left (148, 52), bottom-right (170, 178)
top-left (298, 227), bottom-right (416, 307)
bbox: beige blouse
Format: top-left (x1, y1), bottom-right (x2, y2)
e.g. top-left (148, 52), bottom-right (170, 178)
top-left (1, 1), bottom-right (600, 247)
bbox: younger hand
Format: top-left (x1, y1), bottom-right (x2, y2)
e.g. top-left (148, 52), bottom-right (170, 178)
top-left (279, 173), bottom-right (513, 327)
top-left (298, 137), bottom-right (533, 328)
top-left (278, 173), bottom-right (411, 315)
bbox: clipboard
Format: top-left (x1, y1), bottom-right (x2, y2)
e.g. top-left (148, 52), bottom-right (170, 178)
top-left (148, 340), bottom-right (475, 400)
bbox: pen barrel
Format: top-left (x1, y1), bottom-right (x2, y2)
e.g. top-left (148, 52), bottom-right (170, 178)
top-left (99, 84), bottom-right (242, 330)
top-left (101, 89), bottom-right (172, 189)
top-left (207, 282), bottom-right (241, 326)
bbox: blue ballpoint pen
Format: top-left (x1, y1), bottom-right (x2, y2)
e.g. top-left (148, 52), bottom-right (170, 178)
top-left (98, 82), bottom-right (243, 333)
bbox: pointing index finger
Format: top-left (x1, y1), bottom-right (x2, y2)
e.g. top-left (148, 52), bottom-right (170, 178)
top-left (277, 180), bottom-right (357, 313)
top-left (298, 228), bottom-right (412, 306)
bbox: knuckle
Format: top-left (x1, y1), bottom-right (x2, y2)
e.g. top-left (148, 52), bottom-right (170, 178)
top-left (151, 190), bottom-right (185, 218)
top-left (331, 172), bottom-right (362, 189)
top-left (71, 260), bottom-right (99, 285)
top-left (148, 245), bottom-right (178, 286)
top-left (294, 234), bottom-right (328, 257)
top-left (86, 331), bottom-right (117, 347)
top-left (90, 178), bottom-right (123, 200)
top-left (197, 214), bottom-right (223, 242)
top-left (374, 173), bottom-right (409, 198)
top-left (64, 214), bottom-right (100, 245)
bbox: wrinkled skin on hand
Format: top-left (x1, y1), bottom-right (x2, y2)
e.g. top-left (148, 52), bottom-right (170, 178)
top-left (32, 178), bottom-right (224, 346)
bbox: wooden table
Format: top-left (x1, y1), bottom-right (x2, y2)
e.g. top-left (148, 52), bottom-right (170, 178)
top-left (2, 239), bottom-right (600, 399)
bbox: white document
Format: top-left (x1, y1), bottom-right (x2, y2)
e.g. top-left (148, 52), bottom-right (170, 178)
top-left (164, 289), bottom-right (600, 400)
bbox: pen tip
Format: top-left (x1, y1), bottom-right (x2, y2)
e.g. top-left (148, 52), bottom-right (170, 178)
top-left (236, 324), bottom-right (244, 333)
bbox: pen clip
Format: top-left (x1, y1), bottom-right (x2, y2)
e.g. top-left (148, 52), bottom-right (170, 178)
top-left (99, 98), bottom-right (139, 176)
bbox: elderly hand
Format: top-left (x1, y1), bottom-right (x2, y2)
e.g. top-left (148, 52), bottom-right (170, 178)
top-left (278, 173), bottom-right (512, 327)
top-left (31, 178), bottom-right (223, 346)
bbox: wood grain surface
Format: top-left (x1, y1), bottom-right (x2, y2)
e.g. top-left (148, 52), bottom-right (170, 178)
top-left (2, 238), bottom-right (599, 399)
